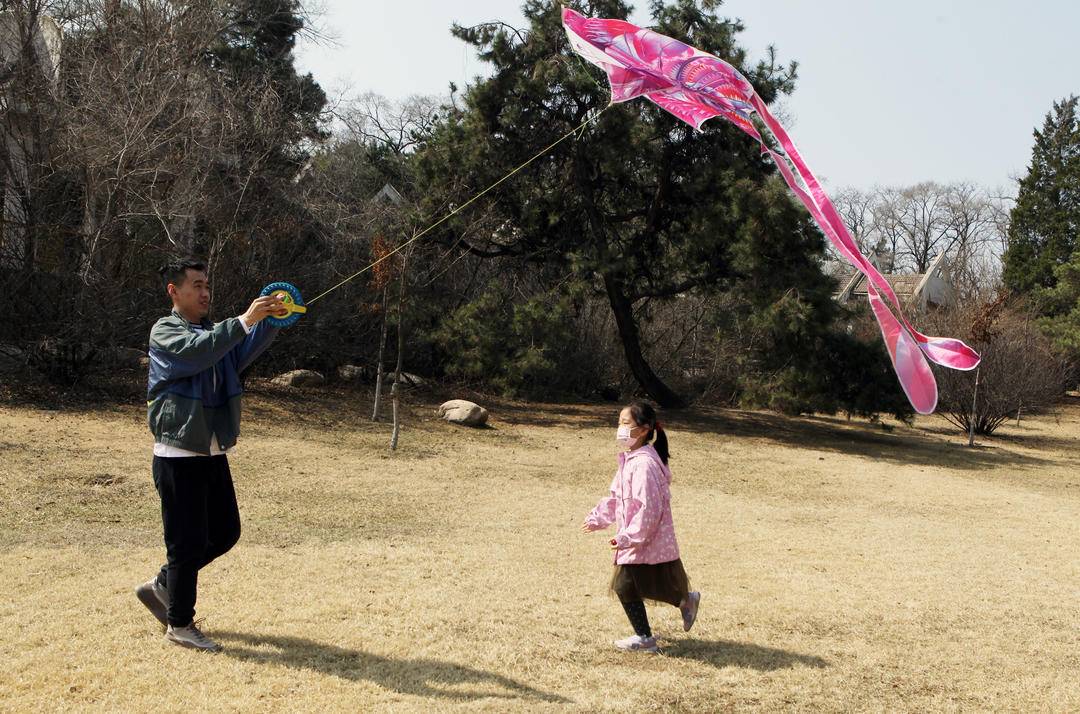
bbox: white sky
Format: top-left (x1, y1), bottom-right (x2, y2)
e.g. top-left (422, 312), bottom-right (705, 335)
top-left (296, 0), bottom-right (1080, 191)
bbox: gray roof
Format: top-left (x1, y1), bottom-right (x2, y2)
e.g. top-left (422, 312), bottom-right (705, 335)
top-left (834, 253), bottom-right (955, 310)
top-left (839, 272), bottom-right (923, 300)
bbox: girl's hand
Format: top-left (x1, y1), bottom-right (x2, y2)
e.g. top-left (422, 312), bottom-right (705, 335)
top-left (581, 519), bottom-right (596, 534)
top-left (609, 538), bottom-right (620, 551)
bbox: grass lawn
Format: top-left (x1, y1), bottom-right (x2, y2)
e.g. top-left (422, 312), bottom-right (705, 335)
top-left (2, 386), bottom-right (1079, 711)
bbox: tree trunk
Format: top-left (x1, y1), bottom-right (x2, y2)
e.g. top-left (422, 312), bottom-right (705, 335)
top-left (603, 272), bottom-right (686, 408)
top-left (390, 253), bottom-right (408, 451)
top-left (372, 284), bottom-right (389, 422)
top-left (389, 380), bottom-right (400, 450)
top-left (967, 367), bottom-right (980, 447)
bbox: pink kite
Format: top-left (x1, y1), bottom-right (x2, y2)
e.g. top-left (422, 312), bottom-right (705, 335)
top-left (562, 8), bottom-right (980, 414)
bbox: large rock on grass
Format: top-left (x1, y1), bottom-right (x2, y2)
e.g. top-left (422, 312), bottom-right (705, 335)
top-left (337, 364), bottom-right (367, 382)
top-left (272, 369), bottom-right (325, 388)
top-left (438, 400), bottom-right (489, 427)
top-left (0, 344), bottom-right (26, 370)
top-left (391, 371), bottom-right (426, 387)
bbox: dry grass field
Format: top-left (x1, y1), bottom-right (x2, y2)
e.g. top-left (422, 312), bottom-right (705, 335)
top-left (2, 385), bottom-right (1079, 712)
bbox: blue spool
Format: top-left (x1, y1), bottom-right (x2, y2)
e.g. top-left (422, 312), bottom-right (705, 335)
top-left (260, 282), bottom-right (306, 328)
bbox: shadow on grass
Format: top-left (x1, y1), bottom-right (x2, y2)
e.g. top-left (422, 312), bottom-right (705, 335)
top-left (479, 400), bottom-right (1060, 475)
top-left (662, 638), bottom-right (828, 671)
top-left (991, 432), bottom-right (1080, 457)
top-left (215, 631), bottom-right (570, 704)
top-left (493, 400), bottom-right (1054, 472)
top-left (470, 398), bottom-right (614, 428)
top-left (662, 409), bottom-right (1053, 472)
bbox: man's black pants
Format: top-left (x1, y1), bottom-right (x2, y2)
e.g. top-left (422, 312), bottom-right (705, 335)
top-left (152, 455), bottom-right (241, 627)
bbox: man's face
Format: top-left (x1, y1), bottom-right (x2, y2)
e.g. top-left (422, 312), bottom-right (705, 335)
top-left (168, 269), bottom-right (210, 321)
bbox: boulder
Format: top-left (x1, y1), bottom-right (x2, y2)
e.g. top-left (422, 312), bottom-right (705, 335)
top-left (0, 344), bottom-right (26, 370)
top-left (438, 399), bottom-right (489, 427)
top-left (337, 364), bottom-right (367, 382)
top-left (390, 371), bottom-right (426, 387)
top-left (272, 369), bottom-right (325, 388)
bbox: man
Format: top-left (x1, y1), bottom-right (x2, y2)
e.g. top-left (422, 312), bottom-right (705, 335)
top-left (135, 257), bottom-right (284, 651)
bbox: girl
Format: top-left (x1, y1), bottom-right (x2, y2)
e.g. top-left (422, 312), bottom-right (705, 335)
top-left (582, 401), bottom-right (700, 653)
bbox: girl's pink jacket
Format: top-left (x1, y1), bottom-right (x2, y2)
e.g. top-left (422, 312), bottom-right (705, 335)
top-left (584, 444), bottom-right (680, 565)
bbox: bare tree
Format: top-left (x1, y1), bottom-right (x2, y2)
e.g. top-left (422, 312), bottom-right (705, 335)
top-left (986, 187), bottom-right (1015, 260)
top-left (0, 2), bottom-right (62, 274)
top-left (336, 92), bottom-right (440, 156)
top-left (389, 248), bottom-right (409, 451)
top-left (830, 186), bottom-right (877, 276)
top-left (833, 187), bottom-right (877, 252)
top-left (942, 182), bottom-right (1000, 301)
top-left (1, 0), bottom-right (338, 378)
top-left (925, 299), bottom-right (1066, 437)
top-left (833, 182), bottom-right (1014, 304)
top-left (369, 234), bottom-right (395, 421)
top-left (884, 182), bottom-right (954, 273)
top-left (869, 187), bottom-right (904, 273)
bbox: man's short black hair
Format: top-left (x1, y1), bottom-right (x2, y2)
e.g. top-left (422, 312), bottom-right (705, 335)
top-left (159, 257), bottom-right (207, 293)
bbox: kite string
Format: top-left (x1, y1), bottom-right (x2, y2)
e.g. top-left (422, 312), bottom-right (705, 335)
top-left (306, 106), bottom-right (609, 306)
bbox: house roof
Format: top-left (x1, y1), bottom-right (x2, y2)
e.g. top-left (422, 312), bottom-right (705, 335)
top-left (834, 252), bottom-right (952, 307)
top-left (839, 272), bottom-right (923, 299)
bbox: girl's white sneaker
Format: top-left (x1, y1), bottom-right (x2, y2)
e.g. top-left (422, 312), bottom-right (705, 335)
top-left (613, 634), bottom-right (659, 653)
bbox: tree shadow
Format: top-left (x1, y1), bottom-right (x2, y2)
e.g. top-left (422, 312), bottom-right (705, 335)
top-left (666, 409), bottom-right (1053, 472)
top-left (954, 419), bottom-right (1080, 456)
top-left (214, 631), bottom-right (569, 704)
top-left (486, 400), bottom-right (1055, 471)
top-left (483, 400), bottom-right (618, 428)
top-left (661, 638), bottom-right (828, 671)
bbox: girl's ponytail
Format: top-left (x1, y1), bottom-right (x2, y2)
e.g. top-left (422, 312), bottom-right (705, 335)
top-left (653, 421), bottom-right (670, 465)
top-left (627, 401), bottom-right (671, 465)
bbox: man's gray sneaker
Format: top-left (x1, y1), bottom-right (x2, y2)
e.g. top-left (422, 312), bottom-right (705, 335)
top-left (135, 578), bottom-right (169, 627)
top-left (164, 622), bottom-right (221, 652)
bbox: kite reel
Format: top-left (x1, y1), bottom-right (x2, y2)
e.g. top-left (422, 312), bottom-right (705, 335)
top-left (260, 282), bottom-right (307, 328)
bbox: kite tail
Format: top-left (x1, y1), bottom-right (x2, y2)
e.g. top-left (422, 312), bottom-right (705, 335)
top-left (749, 94), bottom-right (980, 370)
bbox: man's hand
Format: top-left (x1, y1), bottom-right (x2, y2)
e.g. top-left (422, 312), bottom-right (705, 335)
top-left (241, 295), bottom-right (286, 328)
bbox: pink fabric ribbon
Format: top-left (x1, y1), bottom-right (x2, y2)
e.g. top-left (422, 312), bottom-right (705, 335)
top-left (563, 8), bottom-right (979, 414)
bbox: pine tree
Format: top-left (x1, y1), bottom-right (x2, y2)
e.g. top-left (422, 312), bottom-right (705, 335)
top-left (413, 0), bottom-right (859, 408)
top-left (1038, 250), bottom-right (1080, 370)
top-left (1003, 96), bottom-right (1080, 296)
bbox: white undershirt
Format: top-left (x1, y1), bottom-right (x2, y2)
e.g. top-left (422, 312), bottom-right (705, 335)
top-left (152, 315), bottom-right (251, 458)
top-left (153, 434), bottom-right (233, 458)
